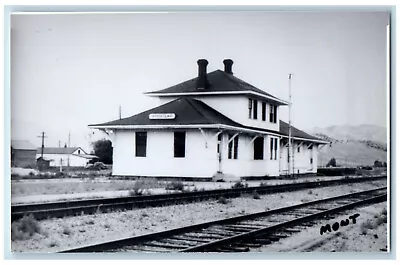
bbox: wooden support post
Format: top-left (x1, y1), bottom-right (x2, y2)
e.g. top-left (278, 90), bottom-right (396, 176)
top-left (199, 128), bottom-right (208, 148)
top-left (227, 132), bottom-right (240, 144)
top-left (247, 135), bottom-right (262, 147)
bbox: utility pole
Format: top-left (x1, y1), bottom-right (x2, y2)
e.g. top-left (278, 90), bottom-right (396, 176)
top-left (37, 132), bottom-right (47, 158)
top-left (119, 105), bottom-right (122, 120)
top-left (67, 132), bottom-right (71, 168)
top-left (288, 74), bottom-right (293, 177)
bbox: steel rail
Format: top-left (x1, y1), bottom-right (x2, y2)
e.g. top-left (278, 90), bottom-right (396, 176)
top-left (59, 187), bottom-right (387, 253)
top-left (12, 175), bottom-right (386, 221)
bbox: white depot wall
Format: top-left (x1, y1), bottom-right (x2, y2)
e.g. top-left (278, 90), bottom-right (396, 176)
top-left (195, 96), bottom-right (280, 132)
top-left (212, 134), bottom-right (279, 177)
top-left (157, 96), bottom-right (280, 132)
top-left (112, 129), bottom-right (283, 178)
top-left (112, 129), bottom-right (219, 177)
top-left (279, 142), bottom-right (317, 175)
top-left (211, 134), bottom-right (279, 177)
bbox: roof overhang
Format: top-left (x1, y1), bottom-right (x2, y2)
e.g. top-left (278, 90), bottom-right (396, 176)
top-left (89, 124), bottom-right (283, 137)
top-left (280, 135), bottom-right (329, 144)
top-left (145, 91), bottom-right (289, 105)
top-left (89, 123), bottom-right (325, 143)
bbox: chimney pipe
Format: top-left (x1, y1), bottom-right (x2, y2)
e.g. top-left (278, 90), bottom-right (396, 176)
top-left (223, 59), bottom-right (233, 74)
top-left (196, 59), bottom-right (209, 89)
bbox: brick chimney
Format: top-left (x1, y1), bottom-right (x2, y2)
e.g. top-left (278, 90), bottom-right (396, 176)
top-left (196, 59), bottom-right (209, 89)
top-left (223, 59), bottom-right (233, 74)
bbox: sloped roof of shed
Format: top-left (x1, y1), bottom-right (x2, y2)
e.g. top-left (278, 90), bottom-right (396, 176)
top-left (37, 147), bottom-right (84, 155)
top-left (11, 140), bottom-right (37, 150)
top-left (279, 121), bottom-right (320, 141)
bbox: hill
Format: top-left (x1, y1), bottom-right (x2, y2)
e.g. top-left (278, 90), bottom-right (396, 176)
top-left (309, 124), bottom-right (388, 167)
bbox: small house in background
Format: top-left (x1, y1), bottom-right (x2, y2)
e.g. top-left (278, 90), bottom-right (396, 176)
top-left (36, 147), bottom-right (98, 167)
top-left (36, 156), bottom-right (51, 170)
top-left (11, 140), bottom-right (37, 168)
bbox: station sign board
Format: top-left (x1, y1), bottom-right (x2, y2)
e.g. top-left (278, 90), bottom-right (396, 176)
top-left (149, 113), bottom-right (176, 120)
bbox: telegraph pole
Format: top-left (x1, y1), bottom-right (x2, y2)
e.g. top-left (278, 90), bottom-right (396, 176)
top-left (288, 74), bottom-right (293, 177)
top-left (119, 105), bottom-right (122, 120)
top-left (37, 132), bottom-right (47, 158)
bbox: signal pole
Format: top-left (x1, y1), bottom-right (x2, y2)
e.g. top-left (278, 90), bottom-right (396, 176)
top-left (288, 74), bottom-right (293, 177)
top-left (37, 132), bottom-right (47, 158)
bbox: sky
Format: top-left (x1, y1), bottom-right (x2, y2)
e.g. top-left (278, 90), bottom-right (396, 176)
top-left (10, 11), bottom-right (389, 152)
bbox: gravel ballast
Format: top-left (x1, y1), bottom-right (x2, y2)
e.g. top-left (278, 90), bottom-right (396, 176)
top-left (10, 180), bottom-right (387, 253)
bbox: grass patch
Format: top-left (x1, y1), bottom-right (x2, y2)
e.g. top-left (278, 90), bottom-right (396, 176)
top-left (165, 181), bottom-right (184, 191)
top-left (11, 215), bottom-right (41, 241)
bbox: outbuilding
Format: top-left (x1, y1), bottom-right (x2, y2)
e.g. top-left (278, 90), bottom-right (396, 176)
top-left (90, 59), bottom-right (327, 179)
top-left (11, 140), bottom-right (37, 168)
top-left (36, 147), bottom-right (97, 168)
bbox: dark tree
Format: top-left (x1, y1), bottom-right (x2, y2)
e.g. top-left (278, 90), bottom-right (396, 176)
top-left (92, 139), bottom-right (113, 164)
top-left (374, 160), bottom-right (383, 167)
top-left (326, 157), bottom-right (337, 167)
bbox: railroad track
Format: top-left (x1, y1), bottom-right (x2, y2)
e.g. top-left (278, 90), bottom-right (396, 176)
top-left (12, 175), bottom-right (386, 221)
top-left (60, 187), bottom-right (387, 253)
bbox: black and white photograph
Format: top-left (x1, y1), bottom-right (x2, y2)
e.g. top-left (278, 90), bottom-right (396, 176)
top-left (7, 7), bottom-right (391, 256)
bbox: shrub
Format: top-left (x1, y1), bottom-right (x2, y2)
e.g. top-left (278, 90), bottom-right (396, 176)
top-left (232, 181), bottom-right (248, 189)
top-left (55, 171), bottom-right (65, 178)
top-left (252, 191), bottom-right (261, 199)
top-left (259, 182), bottom-right (268, 187)
top-left (11, 215), bottom-right (41, 241)
top-left (217, 196), bottom-right (229, 204)
top-left (129, 189), bottom-right (143, 196)
top-left (48, 240), bottom-right (59, 248)
top-left (62, 226), bottom-right (72, 236)
top-left (165, 181), bottom-right (184, 191)
top-left (326, 158), bottom-right (337, 167)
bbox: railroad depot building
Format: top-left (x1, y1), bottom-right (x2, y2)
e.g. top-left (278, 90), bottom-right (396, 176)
top-left (90, 59), bottom-right (327, 179)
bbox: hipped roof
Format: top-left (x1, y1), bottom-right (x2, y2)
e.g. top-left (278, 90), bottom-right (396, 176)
top-left (90, 98), bottom-right (324, 143)
top-left (145, 70), bottom-right (287, 105)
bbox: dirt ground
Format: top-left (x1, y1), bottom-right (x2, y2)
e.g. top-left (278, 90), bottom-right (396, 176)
top-left (9, 180), bottom-right (386, 253)
top-left (253, 202), bottom-right (388, 252)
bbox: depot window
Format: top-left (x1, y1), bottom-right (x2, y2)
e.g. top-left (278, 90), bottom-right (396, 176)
top-left (248, 99), bottom-right (258, 120)
top-left (262, 102), bottom-right (267, 121)
top-left (253, 137), bottom-right (264, 160)
top-left (269, 105), bottom-right (277, 123)
top-left (174, 132), bottom-right (186, 158)
top-left (135, 132), bottom-right (147, 157)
